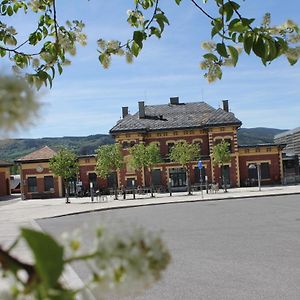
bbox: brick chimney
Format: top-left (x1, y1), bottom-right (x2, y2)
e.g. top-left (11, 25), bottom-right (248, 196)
top-left (138, 101), bottom-right (145, 119)
top-left (170, 97), bottom-right (179, 105)
top-left (222, 100), bottom-right (229, 112)
top-left (122, 107), bottom-right (128, 118)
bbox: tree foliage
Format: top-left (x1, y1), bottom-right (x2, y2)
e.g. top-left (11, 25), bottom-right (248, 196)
top-left (129, 143), bottom-right (161, 196)
top-left (95, 144), bottom-right (123, 179)
top-left (49, 148), bottom-right (79, 181)
top-left (169, 141), bottom-right (200, 194)
top-left (211, 140), bottom-right (231, 192)
top-left (49, 148), bottom-right (79, 202)
top-left (211, 141), bottom-right (231, 166)
top-left (0, 0), bottom-right (299, 89)
top-left (0, 226), bottom-right (170, 300)
top-left (129, 143), bottom-right (161, 171)
top-left (169, 141), bottom-right (200, 168)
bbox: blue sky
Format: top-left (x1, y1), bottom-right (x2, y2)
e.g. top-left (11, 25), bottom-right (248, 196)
top-left (7, 0), bottom-right (300, 138)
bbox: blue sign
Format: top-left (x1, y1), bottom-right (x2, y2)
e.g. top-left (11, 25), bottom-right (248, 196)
top-left (197, 160), bottom-right (203, 169)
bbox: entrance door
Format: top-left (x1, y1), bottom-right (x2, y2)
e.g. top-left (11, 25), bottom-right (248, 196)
top-left (169, 168), bottom-right (186, 187)
top-left (221, 165), bottom-right (231, 187)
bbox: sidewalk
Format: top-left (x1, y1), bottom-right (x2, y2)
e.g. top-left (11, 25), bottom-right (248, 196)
top-left (1, 185), bottom-right (300, 248)
top-left (0, 185), bottom-right (300, 290)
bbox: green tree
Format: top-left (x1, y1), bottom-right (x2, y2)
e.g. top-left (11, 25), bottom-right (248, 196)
top-left (211, 141), bottom-right (231, 192)
top-left (169, 141), bottom-right (200, 195)
top-left (0, 0), bottom-right (298, 88)
top-left (95, 144), bottom-right (124, 199)
top-left (1, 1), bottom-right (299, 132)
top-left (49, 148), bottom-right (79, 203)
top-left (129, 143), bottom-right (161, 197)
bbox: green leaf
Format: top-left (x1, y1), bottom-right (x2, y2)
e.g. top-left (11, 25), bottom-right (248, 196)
top-left (6, 5), bottom-right (13, 16)
top-left (175, 0), bottom-right (182, 4)
top-left (287, 56), bottom-right (298, 66)
top-left (154, 13), bottom-right (169, 26)
top-left (13, 3), bottom-right (19, 13)
top-left (216, 43), bottom-right (229, 58)
top-left (252, 36), bottom-right (266, 58)
top-left (57, 63), bottom-right (63, 75)
top-left (211, 19), bottom-right (222, 38)
top-left (227, 45), bottom-right (239, 66)
top-left (219, 2), bottom-right (234, 22)
top-left (21, 228), bottom-right (64, 288)
top-left (203, 53), bottom-right (218, 61)
top-left (133, 31), bottom-right (144, 48)
top-left (243, 32), bottom-right (253, 55)
top-left (0, 49), bottom-right (6, 57)
top-left (228, 19), bottom-right (246, 33)
top-left (265, 38), bottom-right (277, 61)
top-left (131, 41), bottom-right (140, 57)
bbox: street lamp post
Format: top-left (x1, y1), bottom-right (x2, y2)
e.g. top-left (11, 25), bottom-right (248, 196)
top-left (198, 160), bottom-right (204, 199)
top-left (168, 177), bottom-right (172, 196)
top-left (90, 182), bottom-right (94, 202)
top-left (132, 179), bottom-right (136, 199)
top-left (248, 163), bottom-right (261, 191)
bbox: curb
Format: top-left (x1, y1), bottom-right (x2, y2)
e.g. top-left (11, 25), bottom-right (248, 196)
top-left (36, 191), bottom-right (300, 221)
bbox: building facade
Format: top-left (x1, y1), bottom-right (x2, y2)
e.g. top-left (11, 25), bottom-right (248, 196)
top-left (15, 98), bottom-right (285, 199)
top-left (16, 148), bottom-right (111, 199)
top-left (274, 127), bottom-right (300, 183)
top-left (0, 160), bottom-right (12, 197)
top-left (110, 98), bottom-right (284, 190)
top-left (16, 146), bottom-right (63, 199)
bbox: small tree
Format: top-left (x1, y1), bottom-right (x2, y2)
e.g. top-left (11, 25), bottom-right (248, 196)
top-left (49, 148), bottom-right (79, 203)
top-left (169, 141), bottom-right (200, 195)
top-left (95, 144), bottom-right (123, 199)
top-left (129, 143), bottom-right (161, 197)
top-left (211, 141), bottom-right (231, 192)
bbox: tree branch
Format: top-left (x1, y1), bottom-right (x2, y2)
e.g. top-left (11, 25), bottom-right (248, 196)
top-left (189, 0), bottom-right (214, 21)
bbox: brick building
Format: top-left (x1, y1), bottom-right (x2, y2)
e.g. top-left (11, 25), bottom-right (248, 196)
top-left (16, 146), bottom-right (63, 199)
top-left (110, 98), bottom-right (284, 190)
top-left (0, 160), bottom-right (12, 196)
top-left (16, 149), bottom-right (110, 199)
top-left (15, 98), bottom-right (284, 199)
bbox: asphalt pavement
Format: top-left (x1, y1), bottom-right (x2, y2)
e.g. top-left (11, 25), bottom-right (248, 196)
top-left (1, 185), bottom-right (300, 297)
top-left (38, 194), bottom-right (300, 300)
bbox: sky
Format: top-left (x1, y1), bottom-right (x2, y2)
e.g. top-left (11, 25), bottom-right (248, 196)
top-left (4, 0), bottom-right (300, 138)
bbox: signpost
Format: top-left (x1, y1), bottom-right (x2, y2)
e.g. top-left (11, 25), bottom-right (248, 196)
top-left (198, 160), bottom-right (203, 199)
top-left (90, 182), bottom-right (94, 202)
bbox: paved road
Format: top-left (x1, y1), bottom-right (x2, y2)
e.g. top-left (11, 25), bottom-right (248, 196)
top-left (38, 195), bottom-right (300, 300)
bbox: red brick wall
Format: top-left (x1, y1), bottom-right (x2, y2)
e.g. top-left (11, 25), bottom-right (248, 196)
top-left (21, 167), bottom-right (60, 199)
top-left (212, 156), bottom-right (238, 187)
top-left (239, 153), bottom-right (281, 186)
top-left (0, 172), bottom-right (9, 196)
top-left (144, 135), bottom-right (209, 157)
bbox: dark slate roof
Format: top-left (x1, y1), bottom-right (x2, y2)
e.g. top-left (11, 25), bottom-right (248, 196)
top-left (16, 146), bottom-right (57, 162)
top-left (110, 102), bottom-right (241, 133)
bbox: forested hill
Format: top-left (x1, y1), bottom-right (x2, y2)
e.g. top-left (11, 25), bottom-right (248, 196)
top-left (237, 127), bottom-right (287, 145)
top-left (0, 134), bottom-right (114, 162)
top-left (0, 127), bottom-right (288, 163)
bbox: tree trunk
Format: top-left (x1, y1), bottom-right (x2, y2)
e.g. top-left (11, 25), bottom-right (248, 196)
top-left (114, 183), bottom-right (118, 200)
top-left (113, 171), bottom-right (118, 200)
top-left (221, 165), bottom-right (227, 193)
top-left (186, 167), bottom-right (192, 195)
top-left (65, 180), bottom-right (70, 203)
top-left (149, 167), bottom-right (154, 198)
